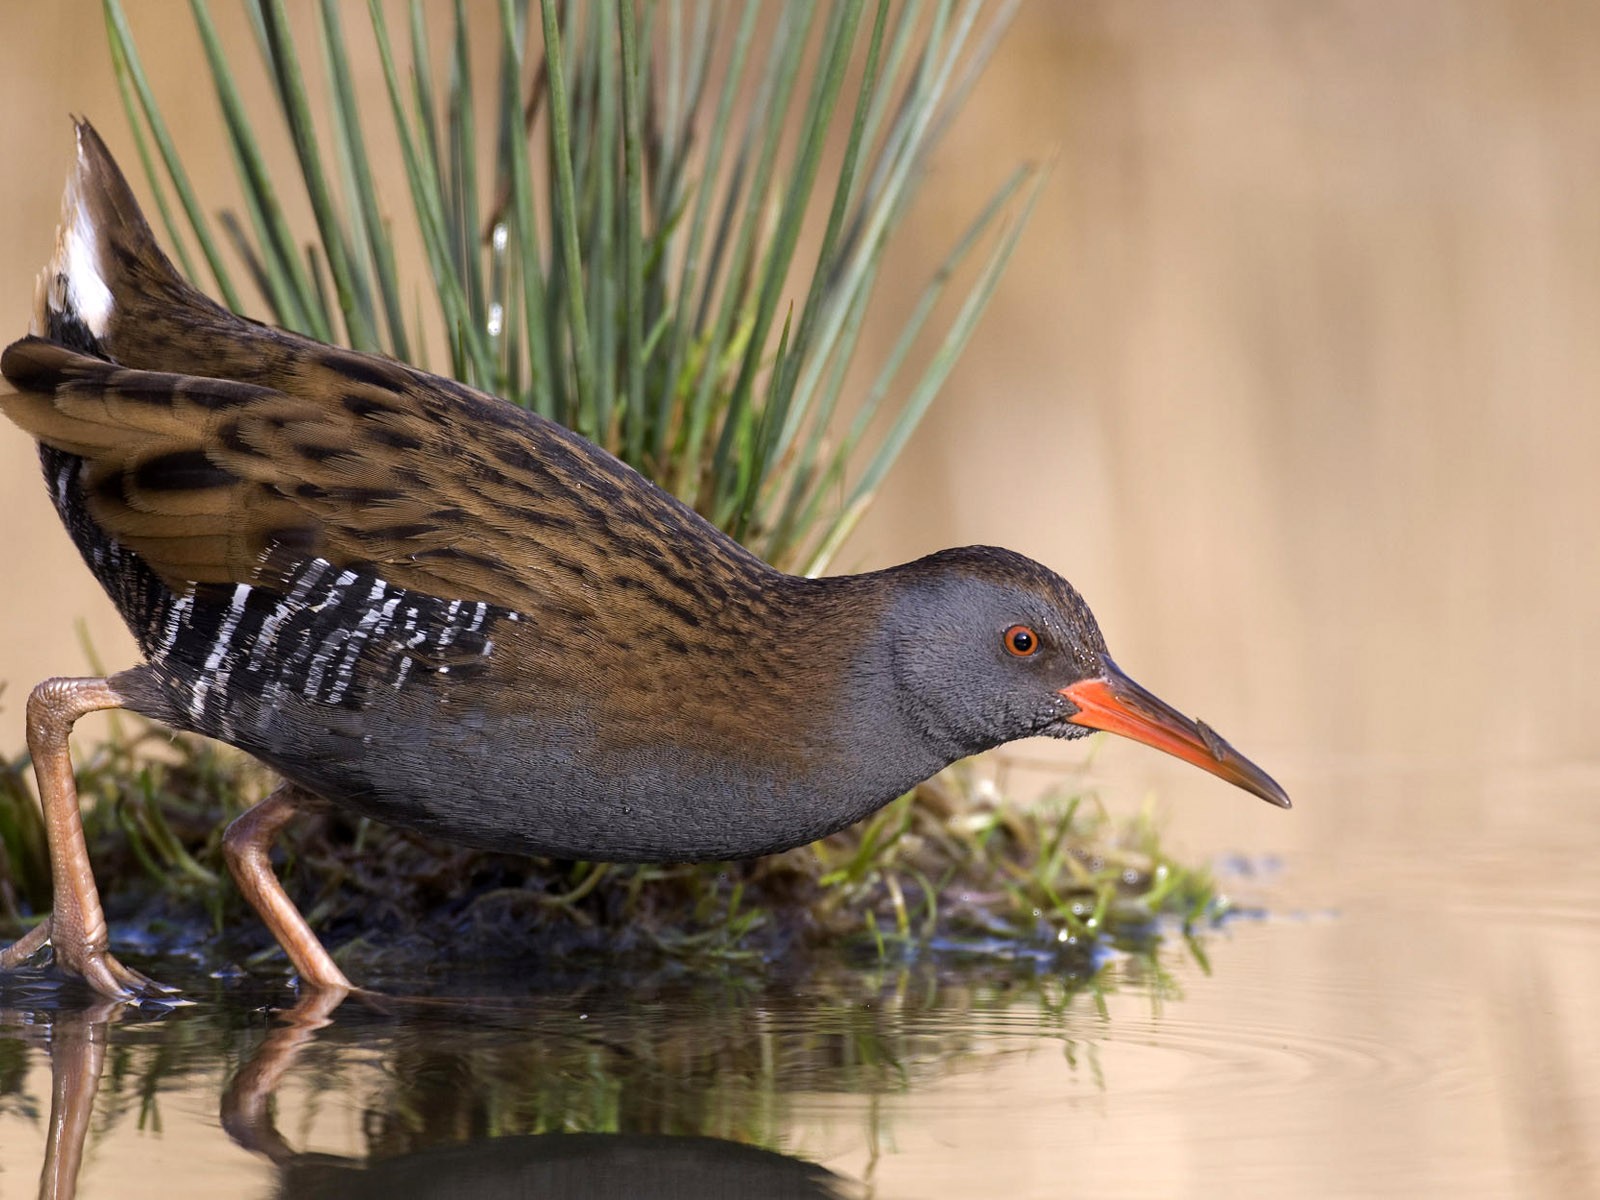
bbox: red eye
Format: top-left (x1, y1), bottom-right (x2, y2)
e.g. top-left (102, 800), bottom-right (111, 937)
top-left (1004, 625), bottom-right (1039, 657)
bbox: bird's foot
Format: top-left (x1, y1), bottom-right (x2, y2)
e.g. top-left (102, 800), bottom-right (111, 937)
top-left (0, 914), bottom-right (178, 999)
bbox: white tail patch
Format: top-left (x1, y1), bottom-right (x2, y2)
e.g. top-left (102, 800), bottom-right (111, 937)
top-left (33, 130), bottom-right (114, 339)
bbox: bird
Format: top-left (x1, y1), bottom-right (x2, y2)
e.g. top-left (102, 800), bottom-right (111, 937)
top-left (0, 121), bottom-right (1289, 1000)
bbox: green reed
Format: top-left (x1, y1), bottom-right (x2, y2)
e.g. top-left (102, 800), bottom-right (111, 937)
top-left (103, 0), bottom-right (1038, 572)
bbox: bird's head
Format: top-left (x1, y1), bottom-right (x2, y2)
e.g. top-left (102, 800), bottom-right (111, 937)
top-left (882, 546), bottom-right (1290, 808)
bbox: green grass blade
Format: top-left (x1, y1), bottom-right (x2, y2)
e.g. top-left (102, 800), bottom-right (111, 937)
top-left (318, 0), bottom-right (410, 359)
top-left (823, 163), bottom-right (1047, 569)
top-left (318, 12), bottom-right (381, 345)
top-left (216, 209), bottom-right (275, 307)
top-left (105, 15), bottom-right (200, 284)
top-left (718, 0), bottom-right (867, 537)
top-left (778, 3), bottom-right (1017, 556)
top-left (685, 4), bottom-right (817, 510)
top-left (499, 0), bottom-right (557, 415)
top-left (618, 0), bottom-right (647, 461)
top-left (102, 0), bottom-right (244, 310)
top-left (689, 4), bottom-right (808, 339)
top-left (408, 0), bottom-right (444, 204)
top-left (541, 0), bottom-right (598, 433)
top-left (589, 4), bottom-right (619, 441)
top-left (839, 0), bottom-right (946, 256)
top-left (448, 0), bottom-right (486, 330)
top-left (189, 0), bottom-right (323, 336)
top-left (760, 254), bottom-right (878, 565)
top-left (254, 0), bottom-right (378, 348)
top-left (367, 0), bottom-right (496, 384)
top-left (924, 0), bottom-right (1022, 153)
top-left (305, 242), bottom-right (334, 320)
top-left (653, 0), bottom-right (759, 471)
top-left (642, 1), bottom-right (710, 345)
top-left (771, 3), bottom-right (927, 455)
top-left (766, 0), bottom-right (889, 471)
top-left (794, 163), bottom-right (1035, 573)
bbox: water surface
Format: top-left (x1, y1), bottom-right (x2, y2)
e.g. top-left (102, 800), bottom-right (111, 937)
top-left (2, 756), bottom-right (1595, 1198)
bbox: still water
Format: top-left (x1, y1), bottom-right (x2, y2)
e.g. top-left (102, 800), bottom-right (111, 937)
top-left (1, 755), bottom-right (1595, 1198)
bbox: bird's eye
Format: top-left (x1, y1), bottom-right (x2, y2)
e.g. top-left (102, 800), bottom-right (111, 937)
top-left (1003, 625), bottom-right (1039, 657)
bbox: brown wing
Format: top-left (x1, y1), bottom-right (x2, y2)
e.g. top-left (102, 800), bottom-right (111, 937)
top-left (0, 335), bottom-right (702, 613)
top-left (4, 118), bottom-right (773, 655)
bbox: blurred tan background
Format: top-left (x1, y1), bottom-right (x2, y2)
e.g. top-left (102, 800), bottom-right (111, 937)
top-left (3, 0), bottom-right (1598, 832)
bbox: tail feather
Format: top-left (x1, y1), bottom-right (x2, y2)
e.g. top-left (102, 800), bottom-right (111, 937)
top-left (34, 156), bottom-right (114, 347)
top-left (32, 119), bottom-right (213, 364)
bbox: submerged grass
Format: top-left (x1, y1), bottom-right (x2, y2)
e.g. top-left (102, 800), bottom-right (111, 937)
top-left (0, 714), bottom-right (1227, 981)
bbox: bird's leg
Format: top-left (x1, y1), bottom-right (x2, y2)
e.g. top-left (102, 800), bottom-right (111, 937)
top-left (38, 998), bottom-right (121, 1200)
top-left (0, 677), bottom-right (173, 997)
top-left (222, 784), bottom-right (353, 993)
top-left (221, 987), bottom-right (349, 1160)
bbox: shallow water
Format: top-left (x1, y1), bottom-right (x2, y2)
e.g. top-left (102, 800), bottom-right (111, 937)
top-left (2, 757), bottom-right (1595, 1199)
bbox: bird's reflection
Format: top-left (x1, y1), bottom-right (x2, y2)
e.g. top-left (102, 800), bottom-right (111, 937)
top-left (6, 983), bottom-right (858, 1200)
top-left (265, 1137), bottom-right (852, 1200)
top-left (0, 983), bottom-right (137, 1200)
top-left (226, 990), bottom-right (856, 1200)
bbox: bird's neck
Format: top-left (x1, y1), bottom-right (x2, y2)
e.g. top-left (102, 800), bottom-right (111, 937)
top-left (570, 562), bottom-right (969, 844)
top-left (757, 567), bottom-right (987, 805)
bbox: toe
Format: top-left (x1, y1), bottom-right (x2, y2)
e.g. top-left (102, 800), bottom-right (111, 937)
top-left (0, 917), bottom-right (54, 969)
top-left (2, 917), bottom-right (179, 999)
top-left (58, 944), bottom-right (179, 1000)
top-left (102, 953), bottom-right (179, 998)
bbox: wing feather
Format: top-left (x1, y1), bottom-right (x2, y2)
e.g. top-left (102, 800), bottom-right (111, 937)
top-left (2, 336), bottom-right (553, 606)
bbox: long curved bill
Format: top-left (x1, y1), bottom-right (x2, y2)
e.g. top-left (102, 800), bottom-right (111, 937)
top-left (1060, 661), bottom-right (1291, 808)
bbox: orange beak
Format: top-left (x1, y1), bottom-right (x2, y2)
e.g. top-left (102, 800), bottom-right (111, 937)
top-left (1060, 662), bottom-right (1291, 808)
